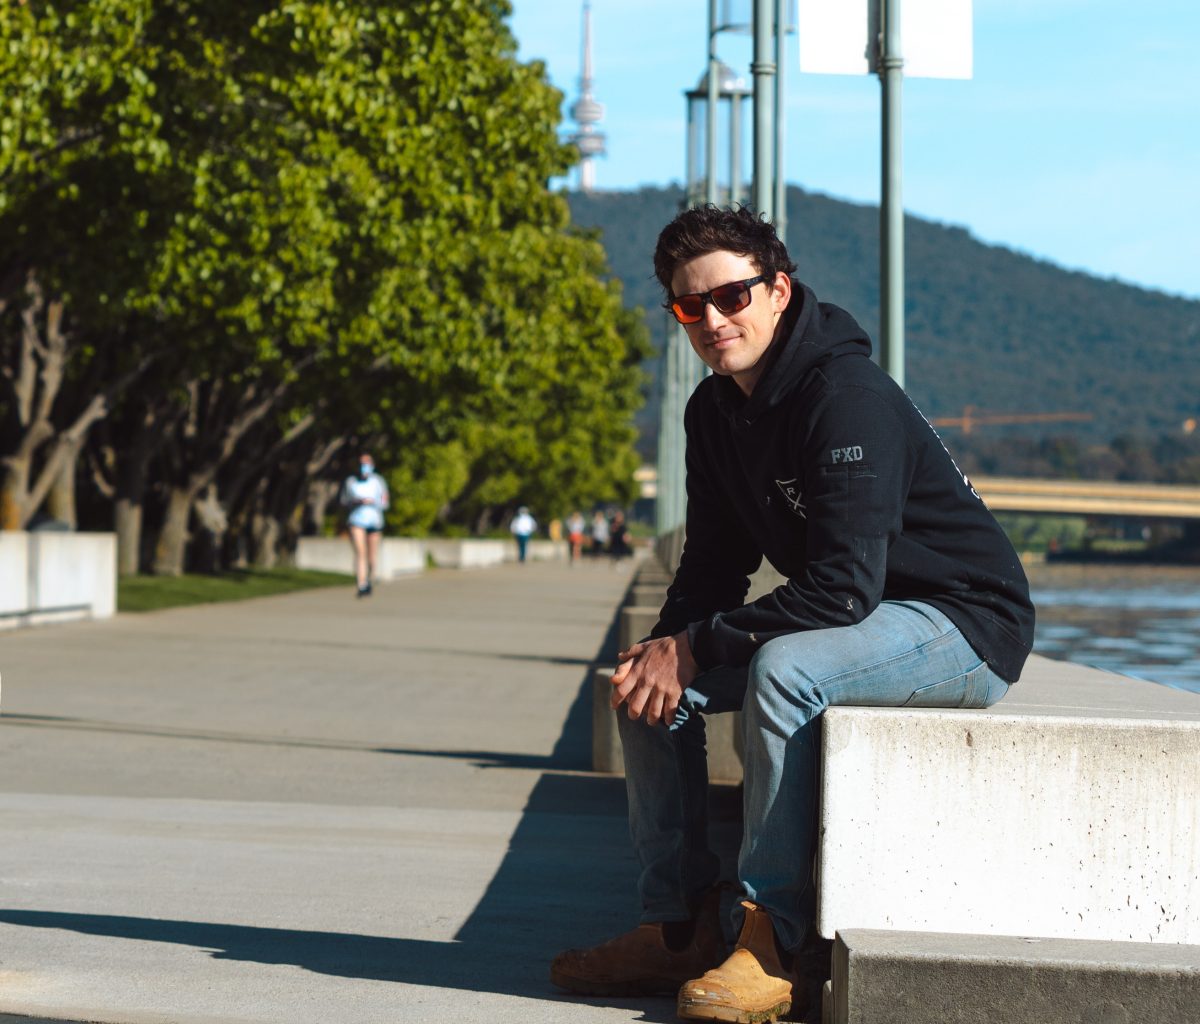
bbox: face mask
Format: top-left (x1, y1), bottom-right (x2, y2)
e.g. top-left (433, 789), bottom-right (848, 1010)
top-left (359, 463), bottom-right (372, 478)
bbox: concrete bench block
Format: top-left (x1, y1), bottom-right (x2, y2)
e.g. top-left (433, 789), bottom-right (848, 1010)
top-left (619, 606), bottom-right (661, 651)
top-left (295, 537), bottom-right (424, 579)
top-left (425, 538), bottom-right (509, 569)
top-left (295, 537), bottom-right (358, 575)
top-left (818, 695), bottom-right (1200, 944)
top-left (592, 667), bottom-right (744, 783)
top-left (378, 538), bottom-right (425, 576)
top-left (628, 584), bottom-right (666, 608)
top-left (526, 540), bottom-right (567, 562)
top-left (31, 532), bottom-right (117, 619)
top-left (634, 565), bottom-right (673, 584)
top-left (1, 532), bottom-right (117, 629)
top-left (0, 531), bottom-right (29, 617)
top-left (830, 928), bottom-right (1200, 1024)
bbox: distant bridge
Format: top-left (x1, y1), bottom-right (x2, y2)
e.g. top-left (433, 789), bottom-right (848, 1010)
top-left (971, 477), bottom-right (1200, 521)
top-left (636, 468), bottom-right (1200, 522)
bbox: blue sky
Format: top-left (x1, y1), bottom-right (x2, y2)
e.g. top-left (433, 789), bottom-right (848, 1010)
top-left (507, 0), bottom-right (1199, 300)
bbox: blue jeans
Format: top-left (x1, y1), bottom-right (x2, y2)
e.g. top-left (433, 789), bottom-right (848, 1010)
top-left (616, 600), bottom-right (1009, 951)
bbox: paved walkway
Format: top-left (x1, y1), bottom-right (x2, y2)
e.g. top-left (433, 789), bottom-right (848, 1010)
top-left (0, 558), bottom-right (682, 1024)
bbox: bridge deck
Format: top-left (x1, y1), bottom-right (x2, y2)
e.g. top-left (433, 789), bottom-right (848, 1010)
top-left (972, 475), bottom-right (1200, 518)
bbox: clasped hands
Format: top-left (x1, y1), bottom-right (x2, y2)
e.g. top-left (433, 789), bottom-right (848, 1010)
top-left (610, 630), bottom-right (699, 728)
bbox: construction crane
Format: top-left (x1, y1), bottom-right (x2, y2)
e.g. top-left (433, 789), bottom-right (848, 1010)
top-left (930, 407), bottom-right (1093, 436)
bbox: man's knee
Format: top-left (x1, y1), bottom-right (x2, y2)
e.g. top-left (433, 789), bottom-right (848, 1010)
top-left (745, 637), bottom-right (821, 719)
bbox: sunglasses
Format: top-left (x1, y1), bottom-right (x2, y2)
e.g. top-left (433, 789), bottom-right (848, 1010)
top-left (668, 275), bottom-right (767, 325)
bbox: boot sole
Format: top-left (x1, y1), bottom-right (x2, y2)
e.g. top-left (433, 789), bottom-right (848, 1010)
top-left (677, 994), bottom-right (792, 1024)
top-left (550, 967), bottom-right (684, 997)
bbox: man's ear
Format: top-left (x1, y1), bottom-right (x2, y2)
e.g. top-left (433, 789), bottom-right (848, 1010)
top-left (770, 271), bottom-right (792, 312)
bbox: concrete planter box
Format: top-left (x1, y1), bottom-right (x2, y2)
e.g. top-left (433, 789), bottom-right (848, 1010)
top-left (0, 531), bottom-right (116, 629)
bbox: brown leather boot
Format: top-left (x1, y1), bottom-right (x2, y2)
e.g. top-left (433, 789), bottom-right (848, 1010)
top-left (550, 887), bottom-right (727, 997)
top-left (676, 901), bottom-right (802, 1023)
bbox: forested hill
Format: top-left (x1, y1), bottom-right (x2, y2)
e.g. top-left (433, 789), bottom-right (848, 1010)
top-left (567, 185), bottom-right (1200, 459)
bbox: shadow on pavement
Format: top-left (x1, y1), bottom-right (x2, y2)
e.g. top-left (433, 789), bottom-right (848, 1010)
top-left (0, 593), bottom-right (737, 1021)
top-left (0, 769), bottom-right (676, 1020)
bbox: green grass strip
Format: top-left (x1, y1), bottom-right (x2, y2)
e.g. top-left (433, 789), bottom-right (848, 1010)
top-left (118, 567), bottom-right (353, 613)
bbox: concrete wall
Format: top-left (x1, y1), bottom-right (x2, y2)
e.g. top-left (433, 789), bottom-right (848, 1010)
top-left (0, 532), bottom-right (116, 628)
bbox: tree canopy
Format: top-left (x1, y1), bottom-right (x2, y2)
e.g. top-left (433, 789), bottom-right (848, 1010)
top-left (1, 0), bottom-right (647, 571)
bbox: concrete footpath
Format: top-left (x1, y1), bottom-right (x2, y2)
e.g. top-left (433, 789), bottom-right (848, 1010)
top-left (0, 559), bottom-right (677, 1024)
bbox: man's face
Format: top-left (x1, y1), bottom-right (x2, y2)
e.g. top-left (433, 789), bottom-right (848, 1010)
top-left (670, 251), bottom-right (791, 396)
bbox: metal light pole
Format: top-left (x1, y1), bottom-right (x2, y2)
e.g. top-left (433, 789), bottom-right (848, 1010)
top-left (878, 0), bottom-right (905, 387)
top-left (707, 0), bottom-right (720, 205)
top-left (773, 0), bottom-right (788, 236)
top-left (752, 0), bottom-right (777, 223)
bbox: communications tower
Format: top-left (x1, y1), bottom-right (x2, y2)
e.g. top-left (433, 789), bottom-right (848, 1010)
top-left (568, 1), bottom-right (606, 193)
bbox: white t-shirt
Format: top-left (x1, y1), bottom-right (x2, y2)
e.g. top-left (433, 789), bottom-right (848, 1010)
top-left (510, 511), bottom-right (537, 538)
top-left (342, 473), bottom-right (389, 530)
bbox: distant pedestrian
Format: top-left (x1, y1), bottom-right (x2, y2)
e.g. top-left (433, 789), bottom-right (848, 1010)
top-left (566, 511), bottom-right (586, 563)
top-left (608, 510), bottom-right (632, 561)
top-left (510, 505), bottom-right (538, 563)
top-left (589, 510), bottom-right (610, 557)
top-left (340, 453), bottom-right (389, 597)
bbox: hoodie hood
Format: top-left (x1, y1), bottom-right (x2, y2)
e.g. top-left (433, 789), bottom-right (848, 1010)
top-left (712, 282), bottom-right (873, 423)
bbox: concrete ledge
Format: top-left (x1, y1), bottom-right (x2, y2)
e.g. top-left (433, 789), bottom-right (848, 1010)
top-left (628, 583), bottom-right (667, 608)
top-left (525, 540), bottom-right (567, 562)
top-left (619, 605), bottom-right (661, 652)
top-left (0, 531), bottom-right (115, 629)
top-left (831, 928), bottom-right (1200, 1024)
top-left (425, 538), bottom-right (509, 569)
top-left (819, 655), bottom-right (1200, 944)
top-left (295, 537), bottom-right (424, 578)
top-left (0, 531), bottom-right (29, 616)
top-left (592, 666), bottom-right (744, 783)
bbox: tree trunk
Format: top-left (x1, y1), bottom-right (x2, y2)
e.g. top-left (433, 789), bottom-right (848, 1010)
top-left (191, 483), bottom-right (227, 573)
top-left (113, 411), bottom-right (157, 575)
top-left (304, 478), bottom-right (340, 535)
top-left (251, 513), bottom-right (281, 569)
top-left (0, 457), bottom-right (29, 530)
top-left (114, 498), bottom-right (143, 575)
top-left (45, 441), bottom-right (80, 528)
top-left (153, 487), bottom-right (194, 576)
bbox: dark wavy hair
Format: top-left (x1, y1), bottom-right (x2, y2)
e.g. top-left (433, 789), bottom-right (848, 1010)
top-left (653, 205), bottom-right (797, 298)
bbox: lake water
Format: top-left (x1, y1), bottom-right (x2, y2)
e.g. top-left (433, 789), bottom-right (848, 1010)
top-left (1027, 562), bottom-right (1200, 695)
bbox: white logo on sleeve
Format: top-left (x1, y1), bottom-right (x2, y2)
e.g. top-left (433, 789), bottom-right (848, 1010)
top-left (774, 479), bottom-right (807, 518)
top-left (831, 446), bottom-right (863, 464)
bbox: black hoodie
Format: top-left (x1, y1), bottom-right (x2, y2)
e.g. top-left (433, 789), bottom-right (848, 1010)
top-left (652, 283), bottom-right (1035, 683)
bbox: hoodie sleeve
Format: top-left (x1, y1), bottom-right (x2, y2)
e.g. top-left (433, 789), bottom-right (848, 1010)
top-left (650, 396), bottom-right (763, 641)
top-left (686, 386), bottom-right (915, 669)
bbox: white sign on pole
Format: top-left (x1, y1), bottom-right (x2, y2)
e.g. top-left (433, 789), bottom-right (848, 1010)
top-left (798, 0), bottom-right (973, 79)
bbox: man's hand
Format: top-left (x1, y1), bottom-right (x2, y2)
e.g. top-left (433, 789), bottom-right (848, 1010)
top-left (610, 630), bottom-right (699, 727)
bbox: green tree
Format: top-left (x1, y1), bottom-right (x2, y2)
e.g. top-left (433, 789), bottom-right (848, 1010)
top-left (3, 0), bottom-right (647, 570)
